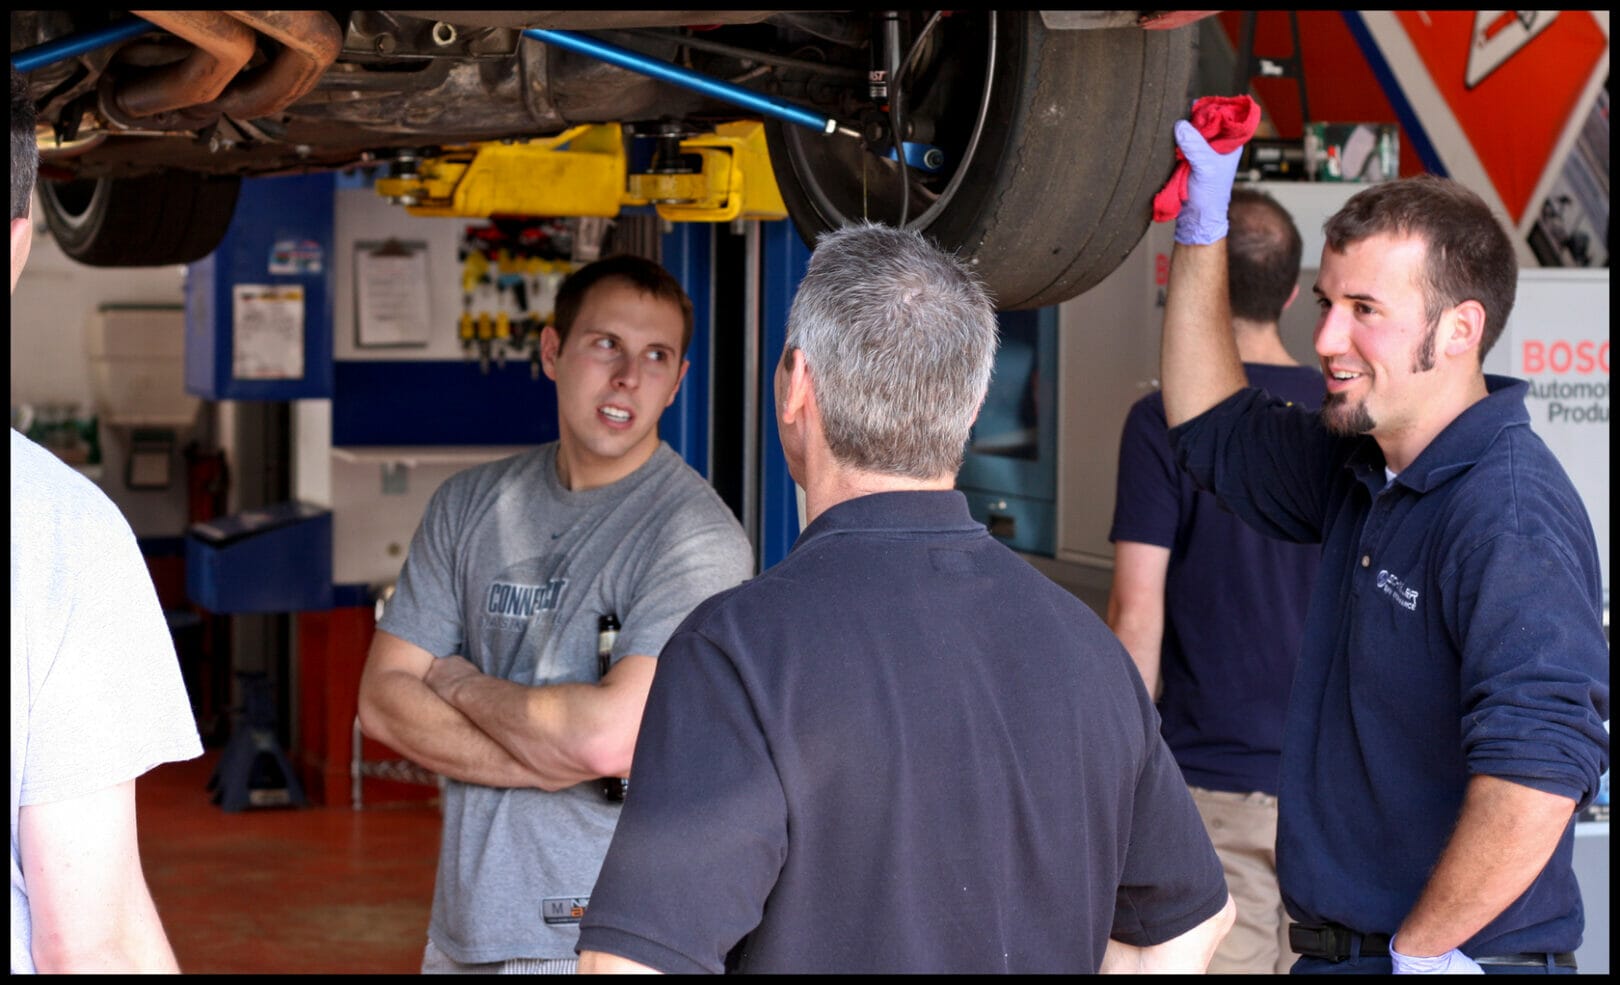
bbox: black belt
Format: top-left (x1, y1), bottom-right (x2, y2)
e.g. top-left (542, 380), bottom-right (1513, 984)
top-left (1288, 923), bottom-right (1577, 969)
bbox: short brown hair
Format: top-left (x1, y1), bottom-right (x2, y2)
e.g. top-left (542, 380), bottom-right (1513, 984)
top-left (1228, 188), bottom-right (1302, 324)
top-left (553, 254), bottom-right (694, 356)
top-left (1324, 175), bottom-right (1517, 360)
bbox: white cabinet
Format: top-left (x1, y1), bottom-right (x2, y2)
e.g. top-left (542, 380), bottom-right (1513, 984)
top-left (1054, 220), bottom-right (1173, 568)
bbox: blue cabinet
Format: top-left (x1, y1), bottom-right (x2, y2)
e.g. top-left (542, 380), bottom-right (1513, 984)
top-left (185, 173), bottom-right (335, 400)
top-left (187, 501), bottom-right (333, 613)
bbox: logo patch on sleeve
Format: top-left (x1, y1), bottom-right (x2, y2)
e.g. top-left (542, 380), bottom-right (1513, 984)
top-left (542, 897), bottom-right (589, 925)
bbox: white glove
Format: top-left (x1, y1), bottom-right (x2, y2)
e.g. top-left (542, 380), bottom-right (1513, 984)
top-left (1389, 936), bottom-right (1484, 974)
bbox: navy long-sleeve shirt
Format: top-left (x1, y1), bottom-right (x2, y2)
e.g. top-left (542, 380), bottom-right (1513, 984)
top-left (1169, 375), bottom-right (1608, 957)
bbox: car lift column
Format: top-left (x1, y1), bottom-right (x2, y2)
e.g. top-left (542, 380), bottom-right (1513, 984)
top-left (660, 217), bottom-right (805, 574)
top-left (659, 221), bottom-right (714, 479)
top-left (757, 221), bottom-right (810, 571)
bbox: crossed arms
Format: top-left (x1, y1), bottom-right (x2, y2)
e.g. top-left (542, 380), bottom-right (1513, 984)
top-left (357, 628), bottom-right (656, 791)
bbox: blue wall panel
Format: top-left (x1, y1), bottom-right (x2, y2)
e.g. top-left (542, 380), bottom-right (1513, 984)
top-left (758, 222), bottom-right (811, 572)
top-left (332, 360), bottom-right (558, 447)
top-left (659, 222), bottom-right (714, 477)
top-left (185, 173), bottom-right (335, 400)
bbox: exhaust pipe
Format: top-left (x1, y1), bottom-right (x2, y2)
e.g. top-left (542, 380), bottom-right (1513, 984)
top-left (112, 11), bottom-right (343, 125)
top-left (119, 11), bottom-right (255, 118)
top-left (211, 11), bottom-right (344, 119)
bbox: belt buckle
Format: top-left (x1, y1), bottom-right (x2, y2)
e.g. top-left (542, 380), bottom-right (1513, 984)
top-left (1325, 924), bottom-right (1354, 960)
top-left (1288, 923), bottom-right (1353, 961)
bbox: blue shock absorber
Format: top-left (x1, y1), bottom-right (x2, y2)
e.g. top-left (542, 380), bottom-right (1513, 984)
top-left (523, 28), bottom-right (860, 139)
top-left (11, 16), bottom-right (155, 73)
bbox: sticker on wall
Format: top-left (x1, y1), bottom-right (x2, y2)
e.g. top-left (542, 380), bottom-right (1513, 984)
top-left (354, 239), bottom-right (432, 348)
top-left (268, 238), bottom-right (324, 275)
top-left (232, 284), bottom-right (305, 380)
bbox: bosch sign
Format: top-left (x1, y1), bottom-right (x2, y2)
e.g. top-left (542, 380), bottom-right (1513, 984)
top-left (1522, 339), bottom-right (1610, 375)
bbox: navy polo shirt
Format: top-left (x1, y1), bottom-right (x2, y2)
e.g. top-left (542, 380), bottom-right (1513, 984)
top-left (1169, 376), bottom-right (1609, 957)
top-left (1110, 363), bottom-right (1324, 796)
top-left (579, 490), bottom-right (1228, 973)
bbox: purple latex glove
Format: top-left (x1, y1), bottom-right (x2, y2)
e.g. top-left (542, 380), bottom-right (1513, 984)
top-left (1389, 936), bottom-right (1484, 975)
top-left (1173, 119), bottom-right (1244, 246)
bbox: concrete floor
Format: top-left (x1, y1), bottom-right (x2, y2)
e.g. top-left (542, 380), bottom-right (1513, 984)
top-left (139, 750), bottom-right (440, 974)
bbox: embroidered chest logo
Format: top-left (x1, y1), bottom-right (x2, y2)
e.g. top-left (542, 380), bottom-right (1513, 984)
top-left (486, 578), bottom-right (568, 621)
top-left (1375, 569), bottom-right (1419, 612)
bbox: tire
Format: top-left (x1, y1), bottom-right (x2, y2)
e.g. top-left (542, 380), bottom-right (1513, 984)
top-left (765, 13), bottom-right (1195, 310)
top-left (39, 172), bottom-right (242, 267)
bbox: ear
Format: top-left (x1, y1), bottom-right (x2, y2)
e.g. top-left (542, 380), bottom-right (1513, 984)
top-left (662, 356), bottom-right (691, 410)
top-left (1281, 283), bottom-right (1300, 313)
top-left (1442, 299), bottom-right (1487, 359)
top-left (539, 324), bottom-right (562, 381)
top-left (779, 349), bottom-right (814, 425)
top-left (11, 215), bottom-right (34, 293)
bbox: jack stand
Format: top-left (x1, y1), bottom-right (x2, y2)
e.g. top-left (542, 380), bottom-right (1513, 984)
top-left (208, 671), bottom-right (308, 812)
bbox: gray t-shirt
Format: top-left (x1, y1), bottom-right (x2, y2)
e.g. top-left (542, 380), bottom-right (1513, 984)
top-left (378, 441), bottom-right (753, 962)
top-left (10, 429), bottom-right (203, 973)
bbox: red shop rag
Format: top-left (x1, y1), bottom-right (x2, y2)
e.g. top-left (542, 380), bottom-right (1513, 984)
top-left (1152, 94), bottom-right (1262, 223)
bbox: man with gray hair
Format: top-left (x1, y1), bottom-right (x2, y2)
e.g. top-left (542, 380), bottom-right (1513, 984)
top-left (576, 223), bottom-right (1234, 974)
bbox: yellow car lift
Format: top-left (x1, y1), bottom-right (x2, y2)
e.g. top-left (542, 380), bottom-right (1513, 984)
top-left (373, 120), bottom-right (787, 224)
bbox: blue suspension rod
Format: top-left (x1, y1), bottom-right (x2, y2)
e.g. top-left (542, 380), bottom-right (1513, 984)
top-left (523, 28), bottom-right (859, 138)
top-left (12, 16), bottom-right (156, 73)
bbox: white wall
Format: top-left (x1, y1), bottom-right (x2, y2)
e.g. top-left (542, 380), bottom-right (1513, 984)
top-left (10, 194), bottom-right (197, 539)
top-left (10, 196), bottom-right (188, 412)
top-left (315, 187), bottom-right (520, 587)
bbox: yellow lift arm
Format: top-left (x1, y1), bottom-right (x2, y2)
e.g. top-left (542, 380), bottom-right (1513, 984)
top-left (373, 121), bottom-right (786, 223)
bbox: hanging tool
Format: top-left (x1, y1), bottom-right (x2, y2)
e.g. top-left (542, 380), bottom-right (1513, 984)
top-left (476, 311), bottom-right (494, 374)
top-left (459, 248), bottom-right (489, 364)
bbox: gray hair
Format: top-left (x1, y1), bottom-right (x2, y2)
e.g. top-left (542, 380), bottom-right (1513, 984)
top-left (786, 222), bottom-right (999, 479)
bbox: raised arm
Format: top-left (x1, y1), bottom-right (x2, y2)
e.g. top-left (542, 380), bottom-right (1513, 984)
top-left (421, 651), bottom-right (658, 792)
top-left (1161, 120), bottom-right (1249, 428)
top-left (20, 779), bottom-right (180, 972)
top-left (356, 628), bottom-right (547, 788)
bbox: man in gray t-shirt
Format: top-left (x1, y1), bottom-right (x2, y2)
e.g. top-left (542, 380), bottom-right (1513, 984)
top-left (358, 256), bottom-right (753, 972)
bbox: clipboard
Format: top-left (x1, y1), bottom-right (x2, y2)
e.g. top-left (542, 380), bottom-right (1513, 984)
top-left (354, 238), bottom-right (432, 348)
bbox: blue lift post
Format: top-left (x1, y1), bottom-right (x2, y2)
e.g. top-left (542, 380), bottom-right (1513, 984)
top-left (662, 218), bottom-right (803, 571)
top-left (757, 221), bottom-right (812, 572)
top-left (659, 222), bottom-right (714, 480)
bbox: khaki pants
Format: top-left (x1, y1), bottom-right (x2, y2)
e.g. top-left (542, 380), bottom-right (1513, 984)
top-left (1188, 785), bottom-right (1294, 975)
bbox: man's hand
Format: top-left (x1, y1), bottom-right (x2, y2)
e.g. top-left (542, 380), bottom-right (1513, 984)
top-left (1173, 120), bottom-right (1244, 246)
top-left (423, 654), bottom-right (481, 702)
top-left (1390, 937), bottom-right (1484, 975)
top-left (579, 950), bottom-right (662, 974)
